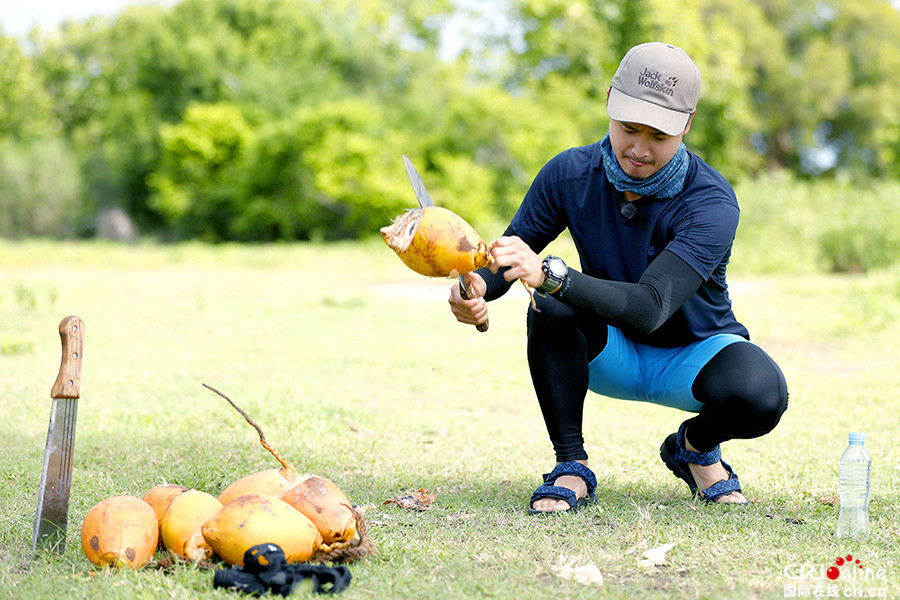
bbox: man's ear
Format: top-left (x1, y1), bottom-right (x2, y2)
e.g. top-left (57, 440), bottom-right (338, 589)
top-left (683, 112), bottom-right (695, 135)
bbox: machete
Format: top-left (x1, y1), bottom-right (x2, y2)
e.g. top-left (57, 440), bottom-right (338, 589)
top-left (32, 315), bottom-right (84, 554)
top-left (401, 155), bottom-right (488, 332)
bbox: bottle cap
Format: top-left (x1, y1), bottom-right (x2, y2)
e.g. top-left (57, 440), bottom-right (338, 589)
top-left (848, 432), bottom-right (865, 444)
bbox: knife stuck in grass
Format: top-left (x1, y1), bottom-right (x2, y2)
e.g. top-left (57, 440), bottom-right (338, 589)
top-left (31, 315), bottom-right (84, 555)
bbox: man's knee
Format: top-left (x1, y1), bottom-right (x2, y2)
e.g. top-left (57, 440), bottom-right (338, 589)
top-left (739, 358), bottom-right (789, 435)
top-left (694, 342), bottom-right (789, 438)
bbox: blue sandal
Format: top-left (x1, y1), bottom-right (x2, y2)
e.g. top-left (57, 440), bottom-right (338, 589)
top-left (659, 422), bottom-right (746, 504)
top-left (528, 461), bottom-right (597, 515)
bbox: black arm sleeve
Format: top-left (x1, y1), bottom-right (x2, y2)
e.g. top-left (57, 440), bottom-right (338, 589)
top-left (556, 249), bottom-right (703, 335)
top-left (472, 225), bottom-right (518, 302)
top-left (475, 265), bottom-right (515, 302)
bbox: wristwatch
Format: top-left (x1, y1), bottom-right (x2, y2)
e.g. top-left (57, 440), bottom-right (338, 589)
top-left (538, 255), bottom-right (567, 294)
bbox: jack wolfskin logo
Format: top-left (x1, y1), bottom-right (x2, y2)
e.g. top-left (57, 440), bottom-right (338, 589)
top-left (637, 68), bottom-right (676, 97)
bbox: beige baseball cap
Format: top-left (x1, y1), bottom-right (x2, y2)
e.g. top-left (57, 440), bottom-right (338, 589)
top-left (607, 42), bottom-right (701, 136)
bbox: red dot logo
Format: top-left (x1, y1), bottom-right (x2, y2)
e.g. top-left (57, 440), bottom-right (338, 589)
top-left (829, 554), bottom-right (864, 580)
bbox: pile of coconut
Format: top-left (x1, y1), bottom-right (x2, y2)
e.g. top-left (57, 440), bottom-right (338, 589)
top-left (80, 386), bottom-right (372, 569)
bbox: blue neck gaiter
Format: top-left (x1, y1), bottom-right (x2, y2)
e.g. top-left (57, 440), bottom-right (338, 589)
top-left (600, 134), bottom-right (689, 199)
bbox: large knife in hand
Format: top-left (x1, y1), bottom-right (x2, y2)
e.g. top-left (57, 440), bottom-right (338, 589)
top-left (31, 315), bottom-right (84, 554)
top-left (402, 155), bottom-right (488, 332)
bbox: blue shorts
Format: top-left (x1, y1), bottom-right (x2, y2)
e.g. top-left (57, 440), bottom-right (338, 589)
top-left (587, 326), bottom-right (750, 412)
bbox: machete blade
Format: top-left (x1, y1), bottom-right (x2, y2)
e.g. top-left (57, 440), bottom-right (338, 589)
top-left (401, 155), bottom-right (434, 208)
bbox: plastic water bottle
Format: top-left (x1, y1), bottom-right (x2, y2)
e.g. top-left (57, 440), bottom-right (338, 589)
top-left (836, 432), bottom-right (871, 539)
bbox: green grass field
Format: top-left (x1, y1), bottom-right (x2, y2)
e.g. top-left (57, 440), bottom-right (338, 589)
top-left (0, 239), bottom-right (897, 599)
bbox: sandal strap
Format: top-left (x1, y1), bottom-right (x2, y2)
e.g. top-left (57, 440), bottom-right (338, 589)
top-left (674, 422), bottom-right (721, 466)
top-left (529, 484), bottom-right (578, 509)
top-left (542, 461), bottom-right (597, 498)
top-left (701, 461), bottom-right (743, 502)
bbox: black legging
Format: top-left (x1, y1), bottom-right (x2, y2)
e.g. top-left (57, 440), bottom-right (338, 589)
top-left (525, 293), bottom-right (789, 461)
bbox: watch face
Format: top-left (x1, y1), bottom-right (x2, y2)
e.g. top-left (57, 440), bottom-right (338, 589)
top-left (548, 258), bottom-right (566, 278)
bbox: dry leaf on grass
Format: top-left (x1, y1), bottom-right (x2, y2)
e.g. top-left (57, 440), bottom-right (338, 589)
top-left (817, 494), bottom-right (839, 506)
top-left (382, 488), bottom-right (436, 511)
top-left (638, 542), bottom-right (677, 567)
top-left (551, 555), bottom-right (603, 586)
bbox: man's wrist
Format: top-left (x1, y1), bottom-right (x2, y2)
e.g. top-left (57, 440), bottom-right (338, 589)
top-left (538, 256), bottom-right (567, 294)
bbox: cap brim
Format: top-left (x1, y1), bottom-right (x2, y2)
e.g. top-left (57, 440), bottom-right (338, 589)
top-left (607, 88), bottom-right (691, 136)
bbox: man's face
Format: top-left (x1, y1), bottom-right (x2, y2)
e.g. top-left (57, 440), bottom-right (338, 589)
top-left (608, 118), bottom-right (691, 179)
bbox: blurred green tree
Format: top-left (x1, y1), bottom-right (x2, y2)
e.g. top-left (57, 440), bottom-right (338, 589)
top-left (148, 102), bottom-right (254, 240)
top-left (0, 35), bottom-right (55, 139)
top-left (2, 0), bottom-right (897, 245)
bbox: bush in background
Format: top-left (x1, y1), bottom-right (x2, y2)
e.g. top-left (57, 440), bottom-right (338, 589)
top-left (816, 183), bottom-right (900, 273)
top-left (0, 137), bottom-right (83, 238)
top-left (732, 172), bottom-right (900, 274)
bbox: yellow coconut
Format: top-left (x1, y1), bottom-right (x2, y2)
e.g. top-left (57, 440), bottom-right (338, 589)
top-left (81, 495), bottom-right (158, 569)
top-left (217, 467), bottom-right (307, 507)
top-left (380, 206), bottom-right (491, 278)
top-left (160, 489), bottom-right (222, 561)
top-left (142, 484), bottom-right (188, 531)
top-left (201, 494), bottom-right (322, 566)
top-left (278, 476), bottom-right (356, 545)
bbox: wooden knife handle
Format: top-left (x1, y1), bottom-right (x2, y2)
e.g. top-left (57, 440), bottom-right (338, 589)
top-left (458, 273), bottom-right (488, 333)
top-left (51, 316), bottom-right (84, 400)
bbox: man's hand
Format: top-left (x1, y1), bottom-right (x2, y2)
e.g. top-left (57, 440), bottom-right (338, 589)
top-left (448, 272), bottom-right (489, 327)
top-left (489, 236), bottom-right (546, 288)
